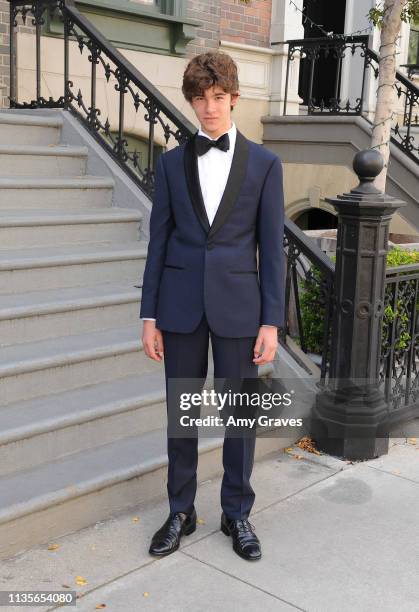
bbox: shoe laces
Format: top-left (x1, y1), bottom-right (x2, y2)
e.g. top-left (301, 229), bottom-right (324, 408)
top-left (171, 511), bottom-right (186, 523)
top-left (236, 518), bottom-right (256, 533)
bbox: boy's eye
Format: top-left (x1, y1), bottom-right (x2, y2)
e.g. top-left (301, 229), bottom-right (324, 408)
top-left (195, 96), bottom-right (224, 100)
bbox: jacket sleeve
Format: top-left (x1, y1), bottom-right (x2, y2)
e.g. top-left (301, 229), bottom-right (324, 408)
top-left (256, 155), bottom-right (285, 328)
top-left (139, 153), bottom-right (174, 319)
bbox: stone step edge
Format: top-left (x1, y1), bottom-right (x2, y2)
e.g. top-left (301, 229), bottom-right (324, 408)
top-left (0, 285), bottom-right (142, 320)
top-left (0, 144), bottom-right (88, 157)
top-left (0, 175), bottom-right (114, 188)
top-left (0, 334), bottom-right (144, 378)
top-left (0, 377), bottom-right (165, 447)
top-left (0, 242), bottom-right (147, 270)
top-left (0, 113), bottom-right (63, 128)
top-left (0, 431), bottom-right (224, 526)
top-left (0, 208), bottom-right (142, 227)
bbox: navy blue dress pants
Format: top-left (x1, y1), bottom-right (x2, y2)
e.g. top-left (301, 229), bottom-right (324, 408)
top-left (161, 310), bottom-right (259, 520)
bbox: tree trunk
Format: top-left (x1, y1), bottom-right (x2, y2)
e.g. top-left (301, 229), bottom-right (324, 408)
top-left (372, 0), bottom-right (404, 192)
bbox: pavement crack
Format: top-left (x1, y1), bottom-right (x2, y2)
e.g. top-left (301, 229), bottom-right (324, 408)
top-left (180, 466), bottom-right (348, 551)
top-left (179, 549), bottom-right (307, 611)
top-left (366, 463), bottom-right (419, 485)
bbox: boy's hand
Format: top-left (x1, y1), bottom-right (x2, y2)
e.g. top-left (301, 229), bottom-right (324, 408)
top-left (142, 320), bottom-right (164, 362)
top-left (253, 326), bottom-right (278, 365)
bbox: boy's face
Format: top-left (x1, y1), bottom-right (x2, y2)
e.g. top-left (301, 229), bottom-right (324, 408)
top-left (190, 85), bottom-right (239, 138)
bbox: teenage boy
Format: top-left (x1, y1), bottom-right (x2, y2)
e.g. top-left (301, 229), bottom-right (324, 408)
top-left (140, 51), bottom-right (285, 561)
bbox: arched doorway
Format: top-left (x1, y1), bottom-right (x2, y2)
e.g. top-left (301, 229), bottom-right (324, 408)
top-left (293, 208), bottom-right (337, 231)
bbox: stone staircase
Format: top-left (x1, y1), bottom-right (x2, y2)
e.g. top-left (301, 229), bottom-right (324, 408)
top-left (0, 110), bottom-right (287, 560)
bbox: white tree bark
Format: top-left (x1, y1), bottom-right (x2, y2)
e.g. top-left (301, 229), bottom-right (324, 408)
top-left (372, 0), bottom-right (404, 192)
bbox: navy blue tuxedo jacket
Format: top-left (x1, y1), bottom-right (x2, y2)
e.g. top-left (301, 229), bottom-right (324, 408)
top-left (139, 128), bottom-right (285, 338)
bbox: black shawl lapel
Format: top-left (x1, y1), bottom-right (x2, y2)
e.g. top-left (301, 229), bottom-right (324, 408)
top-left (184, 131), bottom-right (211, 235)
top-left (184, 128), bottom-right (249, 240)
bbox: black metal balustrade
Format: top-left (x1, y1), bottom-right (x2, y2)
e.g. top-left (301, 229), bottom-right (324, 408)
top-left (277, 36), bottom-right (419, 164)
top-left (400, 63), bottom-right (419, 81)
top-left (282, 218), bottom-right (335, 384)
top-left (286, 229), bottom-right (419, 432)
top-left (8, 0), bottom-right (196, 196)
top-left (381, 263), bottom-right (419, 418)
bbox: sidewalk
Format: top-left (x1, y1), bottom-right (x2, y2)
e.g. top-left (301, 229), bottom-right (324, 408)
top-left (1, 437), bottom-right (418, 612)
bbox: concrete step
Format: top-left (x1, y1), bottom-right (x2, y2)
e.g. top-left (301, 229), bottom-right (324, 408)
top-left (0, 241), bottom-right (147, 293)
top-left (0, 175), bottom-right (114, 209)
top-left (0, 207), bottom-right (143, 248)
top-left (0, 355), bottom-right (268, 476)
top-left (0, 283), bottom-right (142, 345)
top-left (0, 111), bottom-right (62, 145)
top-left (0, 144), bottom-right (88, 176)
top-left (0, 372), bottom-right (167, 476)
top-left (0, 425), bottom-right (284, 560)
top-left (0, 324), bottom-right (158, 405)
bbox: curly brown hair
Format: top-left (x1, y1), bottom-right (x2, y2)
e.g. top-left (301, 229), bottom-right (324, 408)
top-left (182, 51), bottom-right (239, 111)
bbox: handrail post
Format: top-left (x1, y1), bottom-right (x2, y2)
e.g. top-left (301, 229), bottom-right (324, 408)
top-left (63, 2), bottom-right (69, 109)
top-left (311, 150), bottom-right (406, 460)
top-left (8, 0), bottom-right (16, 106)
top-left (283, 45), bottom-right (290, 116)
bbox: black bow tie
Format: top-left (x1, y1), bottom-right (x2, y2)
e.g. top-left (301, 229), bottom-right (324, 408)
top-left (195, 132), bottom-right (230, 156)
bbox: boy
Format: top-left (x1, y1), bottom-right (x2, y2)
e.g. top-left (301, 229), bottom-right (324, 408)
top-left (140, 51), bottom-right (285, 561)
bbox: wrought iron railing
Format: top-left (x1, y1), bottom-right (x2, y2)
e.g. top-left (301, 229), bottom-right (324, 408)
top-left (367, 47), bottom-right (419, 163)
top-left (279, 36), bottom-right (419, 164)
top-left (400, 63), bottom-right (419, 81)
top-left (381, 262), bottom-right (419, 420)
top-left (8, 0), bottom-right (196, 196)
top-left (280, 36), bottom-right (370, 116)
top-left (282, 218), bottom-right (335, 383)
top-left (289, 234), bottom-right (419, 425)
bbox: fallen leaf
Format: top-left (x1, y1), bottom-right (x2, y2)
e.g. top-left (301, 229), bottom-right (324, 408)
top-left (62, 584), bottom-right (71, 589)
top-left (132, 516), bottom-right (140, 523)
top-left (295, 436), bottom-right (321, 455)
top-left (75, 576), bottom-right (87, 586)
top-left (143, 592), bottom-right (150, 597)
top-left (95, 605), bottom-right (107, 609)
top-left (285, 447), bottom-right (294, 453)
top-left (197, 518), bottom-right (205, 525)
top-left (408, 438), bottom-right (416, 445)
top-left (47, 543), bottom-right (59, 551)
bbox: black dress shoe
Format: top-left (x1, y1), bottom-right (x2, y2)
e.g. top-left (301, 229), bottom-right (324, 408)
top-left (149, 508), bottom-right (197, 557)
top-left (221, 512), bottom-right (262, 561)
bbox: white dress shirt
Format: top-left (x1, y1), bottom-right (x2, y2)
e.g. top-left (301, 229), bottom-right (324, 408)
top-left (142, 120), bottom-right (276, 328)
top-left (196, 120), bottom-right (236, 226)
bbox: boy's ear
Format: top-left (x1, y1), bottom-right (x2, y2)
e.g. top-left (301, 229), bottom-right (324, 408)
top-left (231, 91), bottom-right (240, 107)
